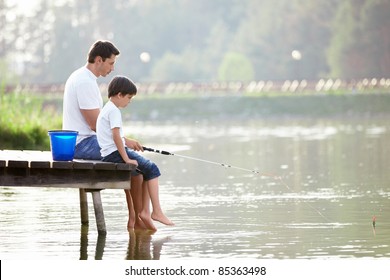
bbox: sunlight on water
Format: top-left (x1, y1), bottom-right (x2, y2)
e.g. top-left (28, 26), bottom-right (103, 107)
top-left (1, 120), bottom-right (390, 259)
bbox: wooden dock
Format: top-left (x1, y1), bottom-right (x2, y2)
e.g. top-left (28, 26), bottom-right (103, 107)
top-left (0, 150), bottom-right (136, 235)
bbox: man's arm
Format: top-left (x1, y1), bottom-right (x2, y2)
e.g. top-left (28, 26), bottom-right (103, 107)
top-left (80, 108), bottom-right (100, 131)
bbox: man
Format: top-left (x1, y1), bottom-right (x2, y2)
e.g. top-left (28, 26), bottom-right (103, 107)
top-left (62, 40), bottom-right (150, 230)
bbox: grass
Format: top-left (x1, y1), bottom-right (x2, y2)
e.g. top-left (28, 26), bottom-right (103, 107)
top-left (0, 91), bottom-right (62, 150)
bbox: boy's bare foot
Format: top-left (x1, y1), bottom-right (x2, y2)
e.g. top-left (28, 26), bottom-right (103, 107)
top-left (139, 212), bottom-right (157, 231)
top-left (151, 212), bottom-right (175, 226)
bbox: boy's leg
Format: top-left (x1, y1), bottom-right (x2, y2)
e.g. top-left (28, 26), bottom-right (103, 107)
top-left (146, 178), bottom-right (174, 226)
top-left (124, 148), bottom-right (174, 227)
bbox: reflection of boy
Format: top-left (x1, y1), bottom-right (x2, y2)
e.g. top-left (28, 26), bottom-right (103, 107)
top-left (97, 76), bottom-right (174, 229)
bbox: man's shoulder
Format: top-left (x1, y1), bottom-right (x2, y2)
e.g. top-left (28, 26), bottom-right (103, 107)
top-left (67, 67), bottom-right (95, 85)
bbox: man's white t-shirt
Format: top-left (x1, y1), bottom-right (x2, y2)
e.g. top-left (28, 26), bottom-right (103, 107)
top-left (97, 100), bottom-right (125, 157)
top-left (62, 66), bottom-right (103, 144)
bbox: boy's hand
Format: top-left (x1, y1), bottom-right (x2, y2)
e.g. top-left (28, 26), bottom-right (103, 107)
top-left (125, 138), bottom-right (144, 151)
top-left (126, 159), bottom-right (138, 167)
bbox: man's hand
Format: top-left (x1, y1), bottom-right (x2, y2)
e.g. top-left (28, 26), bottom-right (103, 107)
top-left (125, 138), bottom-right (144, 152)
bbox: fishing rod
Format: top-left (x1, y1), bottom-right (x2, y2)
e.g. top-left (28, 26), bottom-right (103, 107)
top-left (143, 146), bottom-right (331, 222)
top-left (142, 146), bottom-right (279, 179)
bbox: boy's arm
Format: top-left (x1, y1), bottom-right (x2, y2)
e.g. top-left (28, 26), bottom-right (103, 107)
top-left (124, 138), bottom-right (144, 151)
top-left (112, 127), bottom-right (138, 166)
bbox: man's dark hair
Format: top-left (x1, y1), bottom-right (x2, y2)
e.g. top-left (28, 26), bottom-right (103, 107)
top-left (87, 40), bottom-right (120, 63)
top-left (108, 76), bottom-right (137, 98)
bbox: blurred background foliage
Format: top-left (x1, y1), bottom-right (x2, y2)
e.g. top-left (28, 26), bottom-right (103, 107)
top-left (1, 0), bottom-right (389, 86)
top-left (1, 0), bottom-right (389, 150)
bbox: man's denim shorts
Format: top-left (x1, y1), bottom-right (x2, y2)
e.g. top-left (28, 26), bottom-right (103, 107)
top-left (102, 148), bottom-right (161, 181)
top-left (74, 135), bottom-right (101, 160)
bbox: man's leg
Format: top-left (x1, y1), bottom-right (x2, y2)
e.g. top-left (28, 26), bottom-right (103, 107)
top-left (74, 135), bottom-right (101, 160)
top-left (130, 174), bottom-right (147, 230)
top-left (125, 188), bottom-right (136, 230)
top-left (139, 181), bottom-right (157, 231)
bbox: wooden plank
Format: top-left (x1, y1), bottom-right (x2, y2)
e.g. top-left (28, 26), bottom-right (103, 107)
top-left (73, 161), bottom-right (94, 170)
top-left (30, 161), bottom-right (51, 169)
top-left (0, 180), bottom-right (130, 190)
top-left (0, 150), bottom-right (27, 160)
top-left (94, 162), bottom-right (116, 170)
top-left (0, 168), bottom-right (131, 188)
top-left (0, 150), bottom-right (136, 171)
top-left (52, 161), bottom-right (74, 169)
top-left (116, 163), bottom-right (135, 171)
top-left (7, 160), bottom-right (29, 168)
top-left (22, 150), bottom-right (52, 161)
top-left (0, 150), bottom-right (132, 189)
top-left (0, 149), bottom-right (133, 236)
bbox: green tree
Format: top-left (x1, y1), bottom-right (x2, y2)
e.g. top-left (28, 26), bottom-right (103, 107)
top-left (0, 0), bottom-right (23, 84)
top-left (360, 0), bottom-right (390, 77)
top-left (3, 0), bottom-right (389, 84)
top-left (327, 0), bottom-right (390, 78)
top-left (327, 0), bottom-right (366, 78)
top-left (234, 0), bottom-right (338, 80)
top-left (218, 52), bottom-right (254, 81)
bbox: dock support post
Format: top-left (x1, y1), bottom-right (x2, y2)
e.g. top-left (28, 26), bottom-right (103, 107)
top-left (79, 189), bottom-right (89, 225)
top-left (90, 190), bottom-right (107, 235)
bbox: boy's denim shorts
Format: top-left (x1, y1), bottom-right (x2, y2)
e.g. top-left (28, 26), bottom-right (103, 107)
top-left (74, 135), bottom-right (101, 160)
top-left (102, 147), bottom-right (161, 181)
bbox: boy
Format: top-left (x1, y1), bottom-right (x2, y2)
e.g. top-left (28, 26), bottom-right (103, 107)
top-left (97, 76), bottom-right (174, 230)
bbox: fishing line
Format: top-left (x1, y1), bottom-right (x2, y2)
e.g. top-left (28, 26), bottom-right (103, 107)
top-left (142, 146), bottom-right (279, 178)
top-left (143, 146), bottom-right (331, 223)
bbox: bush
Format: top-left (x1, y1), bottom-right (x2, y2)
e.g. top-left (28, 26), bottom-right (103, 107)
top-left (0, 91), bottom-right (62, 150)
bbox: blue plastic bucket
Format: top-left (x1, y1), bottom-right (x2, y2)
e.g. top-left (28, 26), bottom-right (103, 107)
top-left (48, 130), bottom-right (78, 161)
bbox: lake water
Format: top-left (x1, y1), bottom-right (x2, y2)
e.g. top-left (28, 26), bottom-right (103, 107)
top-left (1, 119), bottom-right (390, 260)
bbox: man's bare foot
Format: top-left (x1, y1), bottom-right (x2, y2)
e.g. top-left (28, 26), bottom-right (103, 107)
top-left (128, 219), bottom-right (135, 231)
top-left (139, 212), bottom-right (157, 231)
top-left (151, 212), bottom-right (174, 226)
top-left (134, 218), bottom-right (147, 230)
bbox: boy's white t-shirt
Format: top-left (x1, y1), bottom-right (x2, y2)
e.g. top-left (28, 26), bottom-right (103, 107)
top-left (62, 66), bottom-right (103, 144)
top-left (97, 100), bottom-right (125, 157)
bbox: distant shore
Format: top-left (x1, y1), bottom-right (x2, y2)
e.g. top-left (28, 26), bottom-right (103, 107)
top-left (124, 92), bottom-right (390, 122)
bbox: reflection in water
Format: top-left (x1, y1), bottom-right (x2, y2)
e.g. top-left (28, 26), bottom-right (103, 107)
top-left (126, 230), bottom-right (171, 260)
top-left (79, 225), bottom-right (171, 260)
top-left (79, 225), bottom-right (106, 260)
top-left (79, 225), bottom-right (88, 260)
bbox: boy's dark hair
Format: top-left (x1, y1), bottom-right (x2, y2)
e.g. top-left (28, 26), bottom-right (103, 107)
top-left (108, 76), bottom-right (137, 98)
top-left (87, 40), bottom-right (120, 63)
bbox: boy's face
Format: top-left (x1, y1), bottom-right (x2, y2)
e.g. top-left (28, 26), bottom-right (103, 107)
top-left (96, 54), bottom-right (116, 77)
top-left (117, 94), bottom-right (135, 108)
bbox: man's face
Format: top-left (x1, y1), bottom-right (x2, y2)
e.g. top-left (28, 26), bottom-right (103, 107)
top-left (97, 54), bottom-right (116, 77)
